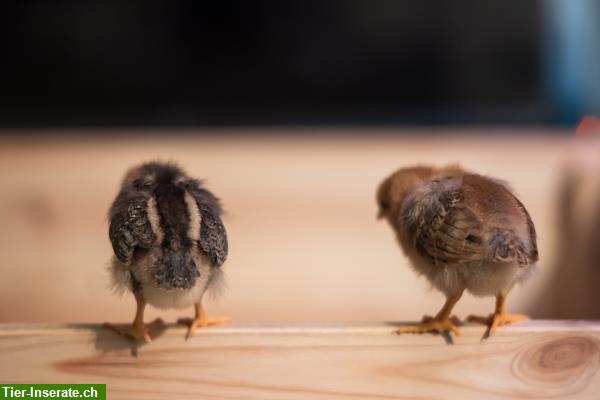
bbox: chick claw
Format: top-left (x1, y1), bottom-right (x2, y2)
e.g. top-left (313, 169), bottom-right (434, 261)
top-left (395, 315), bottom-right (462, 336)
top-left (103, 318), bottom-right (163, 344)
top-left (467, 312), bottom-right (528, 335)
top-left (177, 316), bottom-right (231, 339)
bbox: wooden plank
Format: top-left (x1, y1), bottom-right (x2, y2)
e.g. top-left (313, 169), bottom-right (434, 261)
top-left (1, 321), bottom-right (600, 399)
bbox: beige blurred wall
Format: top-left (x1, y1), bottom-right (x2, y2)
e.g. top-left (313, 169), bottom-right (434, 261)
top-left (0, 129), bottom-right (569, 323)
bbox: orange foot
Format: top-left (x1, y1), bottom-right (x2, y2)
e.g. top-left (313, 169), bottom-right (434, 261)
top-left (177, 316), bottom-right (231, 339)
top-left (467, 312), bottom-right (528, 335)
top-left (395, 315), bottom-right (462, 336)
top-left (103, 318), bottom-right (164, 344)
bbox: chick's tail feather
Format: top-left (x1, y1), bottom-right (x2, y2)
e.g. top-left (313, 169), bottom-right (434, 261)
top-left (153, 251), bottom-right (199, 290)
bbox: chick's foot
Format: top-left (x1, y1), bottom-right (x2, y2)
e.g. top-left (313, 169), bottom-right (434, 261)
top-left (103, 318), bottom-right (163, 343)
top-left (395, 315), bottom-right (462, 336)
top-left (177, 315), bottom-right (231, 339)
top-left (467, 312), bottom-right (528, 334)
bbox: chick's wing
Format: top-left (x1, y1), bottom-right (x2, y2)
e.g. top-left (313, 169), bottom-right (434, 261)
top-left (400, 178), bottom-right (485, 266)
top-left (109, 197), bottom-right (156, 266)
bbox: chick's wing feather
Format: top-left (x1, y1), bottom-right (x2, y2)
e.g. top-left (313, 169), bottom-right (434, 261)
top-left (486, 207), bottom-right (537, 266)
top-left (188, 185), bottom-right (228, 267)
top-left (513, 196), bottom-right (539, 264)
top-left (109, 197), bottom-right (156, 265)
top-left (401, 179), bottom-right (485, 266)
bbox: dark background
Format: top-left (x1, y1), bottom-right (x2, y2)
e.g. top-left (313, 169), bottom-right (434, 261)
top-left (1, 1), bottom-right (598, 127)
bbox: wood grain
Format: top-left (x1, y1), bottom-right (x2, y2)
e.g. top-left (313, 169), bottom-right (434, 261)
top-left (1, 321), bottom-right (599, 400)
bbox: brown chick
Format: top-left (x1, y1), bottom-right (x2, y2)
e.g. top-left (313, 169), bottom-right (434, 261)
top-left (377, 165), bottom-right (538, 336)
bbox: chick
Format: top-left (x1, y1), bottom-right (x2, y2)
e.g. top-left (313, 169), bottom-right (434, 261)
top-left (105, 161), bottom-right (229, 342)
top-left (377, 165), bottom-right (538, 336)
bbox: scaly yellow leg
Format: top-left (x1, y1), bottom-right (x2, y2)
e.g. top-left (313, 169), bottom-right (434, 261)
top-left (178, 303), bottom-right (231, 339)
top-left (104, 292), bottom-right (162, 343)
top-left (396, 290), bottom-right (463, 336)
top-left (467, 289), bottom-right (528, 335)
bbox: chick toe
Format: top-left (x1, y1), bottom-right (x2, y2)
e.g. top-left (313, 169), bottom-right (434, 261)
top-left (103, 318), bottom-right (163, 343)
top-left (178, 316), bottom-right (231, 339)
top-left (395, 317), bottom-right (461, 336)
top-left (467, 312), bottom-right (528, 335)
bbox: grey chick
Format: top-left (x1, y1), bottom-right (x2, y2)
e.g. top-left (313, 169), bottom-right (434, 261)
top-left (105, 161), bottom-right (229, 342)
top-left (377, 165), bottom-right (538, 336)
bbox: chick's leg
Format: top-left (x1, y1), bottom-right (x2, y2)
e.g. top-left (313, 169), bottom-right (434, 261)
top-left (178, 303), bottom-right (230, 339)
top-left (104, 292), bottom-right (160, 343)
top-left (467, 289), bottom-right (528, 334)
top-left (396, 290), bottom-right (463, 335)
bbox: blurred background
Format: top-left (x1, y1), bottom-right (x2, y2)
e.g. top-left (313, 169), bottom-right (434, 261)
top-left (0, 1), bottom-right (599, 324)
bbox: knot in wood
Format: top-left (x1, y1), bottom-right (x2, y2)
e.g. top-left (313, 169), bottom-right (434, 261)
top-left (512, 335), bottom-right (600, 386)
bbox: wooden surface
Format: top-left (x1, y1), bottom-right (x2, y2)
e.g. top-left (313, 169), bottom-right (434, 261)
top-left (1, 321), bottom-right (600, 399)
